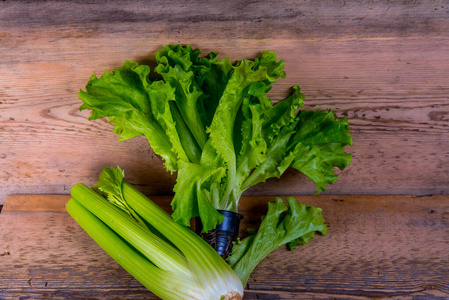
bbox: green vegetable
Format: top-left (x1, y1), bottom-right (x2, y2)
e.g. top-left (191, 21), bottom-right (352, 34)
top-left (67, 166), bottom-right (243, 300)
top-left (226, 197), bottom-right (328, 286)
top-left (78, 44), bottom-right (352, 233)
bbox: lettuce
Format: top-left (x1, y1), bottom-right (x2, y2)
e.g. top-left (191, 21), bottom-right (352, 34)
top-left (79, 45), bottom-right (352, 233)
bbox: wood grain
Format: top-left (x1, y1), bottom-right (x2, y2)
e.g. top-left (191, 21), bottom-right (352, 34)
top-left (0, 194), bottom-right (448, 299)
top-left (1, 1), bottom-right (449, 204)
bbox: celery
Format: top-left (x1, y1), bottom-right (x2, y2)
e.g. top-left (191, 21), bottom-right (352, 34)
top-left (67, 168), bottom-right (243, 300)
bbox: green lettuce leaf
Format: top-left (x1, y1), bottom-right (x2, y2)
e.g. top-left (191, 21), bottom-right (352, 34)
top-left (227, 197), bottom-right (328, 286)
top-left (155, 45), bottom-right (208, 149)
top-left (289, 110), bottom-right (353, 194)
top-left (241, 108), bottom-right (352, 195)
top-left (262, 85), bottom-right (304, 142)
top-left (78, 60), bottom-right (180, 172)
top-left (198, 54), bottom-right (234, 128)
top-left (171, 160), bottom-right (225, 232)
top-left (207, 51), bottom-right (286, 211)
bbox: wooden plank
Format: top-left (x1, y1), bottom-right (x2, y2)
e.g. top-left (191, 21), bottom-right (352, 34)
top-left (1, 194), bottom-right (68, 213)
top-left (1, 1), bottom-right (449, 204)
top-left (1, 1), bottom-right (448, 40)
top-left (243, 290), bottom-right (449, 300)
top-left (0, 194), bottom-right (448, 299)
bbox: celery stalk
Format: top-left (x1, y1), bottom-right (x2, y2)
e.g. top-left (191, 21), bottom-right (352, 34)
top-left (66, 198), bottom-right (203, 300)
top-left (71, 183), bottom-right (190, 276)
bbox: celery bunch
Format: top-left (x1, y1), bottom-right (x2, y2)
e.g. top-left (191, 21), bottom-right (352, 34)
top-left (67, 167), bottom-right (243, 300)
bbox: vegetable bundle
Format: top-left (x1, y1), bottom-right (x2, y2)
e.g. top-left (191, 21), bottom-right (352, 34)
top-left (71, 44), bottom-right (352, 299)
top-left (78, 44), bottom-right (352, 237)
top-left (68, 166), bottom-right (328, 299)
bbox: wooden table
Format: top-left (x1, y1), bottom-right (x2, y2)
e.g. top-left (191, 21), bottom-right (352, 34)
top-left (1, 194), bottom-right (448, 299)
top-left (1, 1), bottom-right (449, 299)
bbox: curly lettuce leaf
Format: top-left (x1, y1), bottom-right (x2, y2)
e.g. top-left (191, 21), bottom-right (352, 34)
top-left (207, 51), bottom-right (286, 211)
top-left (234, 85), bottom-right (305, 197)
top-left (155, 45), bottom-right (208, 149)
top-left (198, 54), bottom-right (234, 128)
top-left (242, 108), bottom-right (352, 195)
top-left (289, 110), bottom-right (353, 193)
top-left (227, 197), bottom-right (328, 286)
top-left (262, 85), bottom-right (305, 142)
top-left (171, 160), bottom-right (225, 232)
top-left (78, 60), bottom-right (181, 172)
